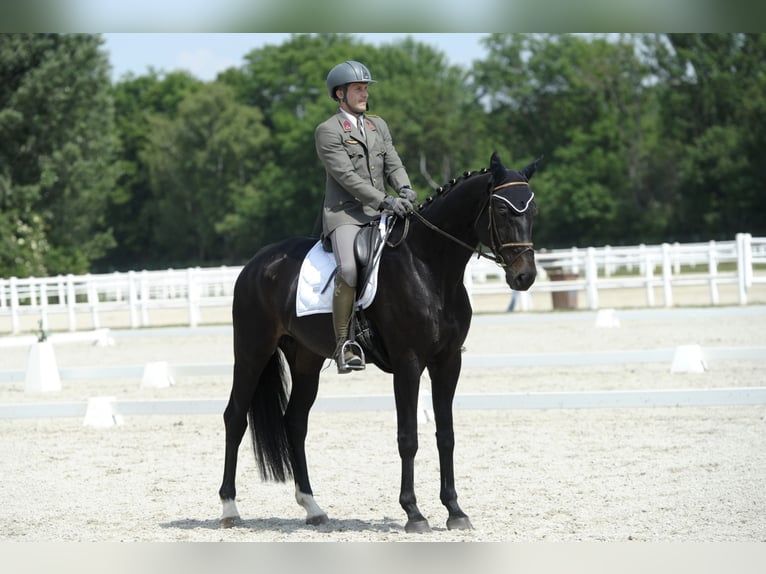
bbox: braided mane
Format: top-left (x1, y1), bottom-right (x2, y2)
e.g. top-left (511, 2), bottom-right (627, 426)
top-left (417, 167), bottom-right (490, 212)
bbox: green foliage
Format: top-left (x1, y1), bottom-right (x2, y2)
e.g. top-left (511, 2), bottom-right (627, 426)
top-left (648, 33), bottom-right (766, 241)
top-left (103, 70), bottom-right (202, 271)
top-left (0, 33), bottom-right (117, 277)
top-left (2, 33), bottom-right (765, 278)
top-left (141, 82), bottom-right (269, 265)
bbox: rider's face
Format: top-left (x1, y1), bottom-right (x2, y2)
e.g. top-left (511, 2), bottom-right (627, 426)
top-left (339, 82), bottom-right (368, 115)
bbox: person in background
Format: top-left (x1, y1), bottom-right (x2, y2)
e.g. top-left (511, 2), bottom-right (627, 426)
top-left (315, 60), bottom-right (417, 374)
top-left (507, 290), bottom-right (519, 312)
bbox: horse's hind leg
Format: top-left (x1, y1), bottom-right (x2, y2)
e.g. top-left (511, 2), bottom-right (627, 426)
top-left (281, 340), bottom-right (328, 525)
top-left (219, 353), bottom-right (274, 527)
top-left (219, 302), bottom-right (278, 527)
top-left (429, 355), bottom-right (473, 530)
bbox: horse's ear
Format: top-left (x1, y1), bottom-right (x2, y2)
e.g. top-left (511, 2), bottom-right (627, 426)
top-left (521, 155), bottom-right (544, 181)
top-left (490, 151), bottom-right (503, 176)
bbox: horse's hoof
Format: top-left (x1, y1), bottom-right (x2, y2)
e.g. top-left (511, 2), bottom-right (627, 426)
top-left (219, 516), bottom-right (240, 529)
top-left (405, 518), bottom-right (431, 533)
top-left (306, 513), bottom-right (329, 526)
top-left (446, 516), bottom-right (473, 530)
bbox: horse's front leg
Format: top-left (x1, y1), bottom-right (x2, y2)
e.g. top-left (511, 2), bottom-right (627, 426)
top-left (283, 346), bottom-right (329, 525)
top-left (428, 353), bottom-right (473, 530)
top-left (393, 368), bottom-right (430, 533)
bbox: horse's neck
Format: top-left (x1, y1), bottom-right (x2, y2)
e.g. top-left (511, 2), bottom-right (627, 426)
top-left (426, 173), bottom-right (490, 234)
top-left (408, 173), bottom-right (490, 281)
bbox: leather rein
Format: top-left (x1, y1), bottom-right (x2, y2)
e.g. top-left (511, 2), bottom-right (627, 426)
top-left (387, 179), bottom-right (534, 268)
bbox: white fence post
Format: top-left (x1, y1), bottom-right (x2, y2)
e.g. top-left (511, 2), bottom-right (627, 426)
top-left (87, 274), bottom-right (100, 330)
top-left (66, 274), bottom-right (77, 331)
top-left (56, 275), bottom-right (66, 311)
top-left (570, 246), bottom-right (580, 275)
top-left (743, 232), bottom-right (753, 288)
top-left (128, 271), bottom-right (139, 328)
top-left (187, 267), bottom-right (200, 327)
top-left (708, 240), bottom-right (719, 306)
top-left (140, 271), bottom-right (150, 327)
top-left (644, 255), bottom-right (656, 307)
top-left (661, 243), bottom-right (673, 307)
top-left (9, 277), bottom-right (20, 334)
top-left (39, 280), bottom-right (49, 332)
top-left (736, 233), bottom-right (749, 305)
top-left (28, 277), bottom-right (37, 307)
top-left (585, 247), bottom-right (599, 309)
top-left (672, 242), bottom-right (682, 274)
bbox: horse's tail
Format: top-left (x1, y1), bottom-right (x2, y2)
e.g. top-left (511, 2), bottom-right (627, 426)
top-left (248, 350), bottom-right (293, 482)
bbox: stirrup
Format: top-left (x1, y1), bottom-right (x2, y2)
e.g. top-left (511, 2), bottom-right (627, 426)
top-left (336, 340), bottom-right (365, 374)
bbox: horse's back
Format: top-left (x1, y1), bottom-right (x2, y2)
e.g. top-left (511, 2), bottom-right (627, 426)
top-left (233, 236), bottom-right (317, 324)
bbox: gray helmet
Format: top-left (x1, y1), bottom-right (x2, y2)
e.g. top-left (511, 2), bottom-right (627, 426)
top-left (326, 60), bottom-right (376, 100)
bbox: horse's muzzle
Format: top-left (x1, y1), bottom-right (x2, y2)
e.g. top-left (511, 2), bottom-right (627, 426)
top-left (505, 253), bottom-right (536, 291)
top-left (507, 268), bottom-right (536, 291)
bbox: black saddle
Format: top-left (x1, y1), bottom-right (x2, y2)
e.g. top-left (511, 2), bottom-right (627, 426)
top-left (353, 221), bottom-right (383, 290)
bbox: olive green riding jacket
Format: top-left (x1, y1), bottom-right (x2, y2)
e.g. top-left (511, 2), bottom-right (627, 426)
top-left (315, 111), bottom-right (411, 238)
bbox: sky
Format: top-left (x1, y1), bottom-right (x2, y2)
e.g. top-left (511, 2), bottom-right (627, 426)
top-left (102, 33), bottom-right (490, 82)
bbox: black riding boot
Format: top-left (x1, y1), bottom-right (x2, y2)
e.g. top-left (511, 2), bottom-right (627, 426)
top-left (332, 276), bottom-right (365, 374)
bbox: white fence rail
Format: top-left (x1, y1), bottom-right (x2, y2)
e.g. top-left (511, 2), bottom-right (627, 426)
top-left (1, 233), bottom-right (764, 335)
top-left (467, 232), bottom-right (766, 311)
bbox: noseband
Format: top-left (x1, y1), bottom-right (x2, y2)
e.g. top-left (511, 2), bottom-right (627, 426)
top-left (402, 178), bottom-right (534, 268)
top-left (486, 181), bottom-right (535, 268)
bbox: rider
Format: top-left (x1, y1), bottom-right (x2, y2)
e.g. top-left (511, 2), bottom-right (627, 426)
top-left (315, 60), bottom-right (417, 374)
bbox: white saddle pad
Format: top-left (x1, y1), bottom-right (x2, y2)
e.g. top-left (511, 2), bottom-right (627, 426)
top-left (295, 216), bottom-right (388, 317)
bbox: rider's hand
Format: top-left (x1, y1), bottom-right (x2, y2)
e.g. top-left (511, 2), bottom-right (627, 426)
top-left (398, 186), bottom-right (417, 203)
top-left (379, 195), bottom-right (413, 218)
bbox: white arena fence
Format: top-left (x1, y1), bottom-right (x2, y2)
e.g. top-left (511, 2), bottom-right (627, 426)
top-left (468, 232), bottom-right (765, 311)
top-left (0, 233), bottom-right (764, 335)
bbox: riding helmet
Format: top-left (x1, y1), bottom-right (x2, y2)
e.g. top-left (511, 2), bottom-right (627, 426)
top-left (326, 61), bottom-right (376, 100)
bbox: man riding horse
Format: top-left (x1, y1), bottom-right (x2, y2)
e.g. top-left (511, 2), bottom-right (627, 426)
top-left (315, 60), bottom-right (417, 374)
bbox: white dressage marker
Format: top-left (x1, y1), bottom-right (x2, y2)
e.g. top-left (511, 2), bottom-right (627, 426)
top-left (595, 308), bottom-right (620, 327)
top-left (392, 390), bottom-right (433, 424)
top-left (141, 361), bottom-right (175, 389)
top-left (83, 396), bottom-right (123, 427)
top-left (24, 341), bottom-right (62, 393)
top-left (671, 344), bottom-right (708, 373)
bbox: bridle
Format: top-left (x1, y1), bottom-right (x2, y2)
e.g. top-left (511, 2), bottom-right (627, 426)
top-left (485, 180), bottom-right (535, 267)
top-left (389, 178), bottom-right (534, 268)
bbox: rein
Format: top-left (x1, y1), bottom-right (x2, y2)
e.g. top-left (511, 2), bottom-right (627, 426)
top-left (389, 179), bottom-right (534, 267)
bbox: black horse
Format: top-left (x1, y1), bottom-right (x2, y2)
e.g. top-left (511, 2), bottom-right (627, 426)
top-left (219, 151), bottom-right (540, 533)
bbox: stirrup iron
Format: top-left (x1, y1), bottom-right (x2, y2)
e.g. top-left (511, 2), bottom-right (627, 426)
top-left (336, 340), bottom-right (365, 374)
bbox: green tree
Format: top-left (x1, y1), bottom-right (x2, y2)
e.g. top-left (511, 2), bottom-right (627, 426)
top-left (474, 34), bottom-right (661, 247)
top-left (648, 33), bottom-right (766, 240)
top-left (102, 70), bottom-right (202, 271)
top-left (142, 82), bottom-right (269, 265)
top-left (0, 33), bottom-right (117, 277)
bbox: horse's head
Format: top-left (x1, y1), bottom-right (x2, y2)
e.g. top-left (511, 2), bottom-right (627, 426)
top-left (482, 151), bottom-right (540, 291)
